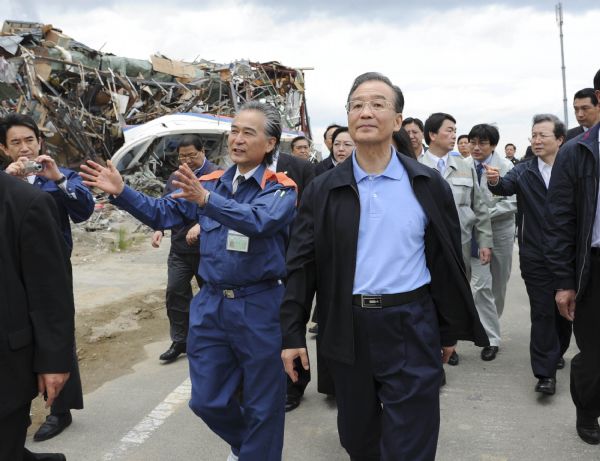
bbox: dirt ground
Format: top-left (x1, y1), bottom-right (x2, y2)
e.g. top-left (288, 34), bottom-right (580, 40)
top-left (29, 212), bottom-right (188, 431)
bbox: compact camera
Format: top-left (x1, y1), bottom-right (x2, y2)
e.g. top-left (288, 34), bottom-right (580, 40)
top-left (22, 161), bottom-right (43, 174)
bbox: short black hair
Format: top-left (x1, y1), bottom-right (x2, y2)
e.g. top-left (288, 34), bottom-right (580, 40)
top-left (330, 126), bottom-right (349, 146)
top-left (424, 113), bottom-right (456, 145)
top-left (468, 124), bottom-right (500, 147)
top-left (347, 72), bottom-right (404, 113)
top-left (505, 143), bottom-right (516, 150)
top-left (574, 88), bottom-right (599, 106)
top-left (323, 124), bottom-right (340, 140)
top-left (392, 128), bottom-right (416, 159)
top-left (0, 113), bottom-right (41, 145)
top-left (177, 134), bottom-right (204, 152)
top-left (594, 69), bottom-right (600, 92)
top-left (457, 134), bottom-right (469, 144)
top-left (291, 136), bottom-right (309, 150)
top-left (401, 117), bottom-right (424, 132)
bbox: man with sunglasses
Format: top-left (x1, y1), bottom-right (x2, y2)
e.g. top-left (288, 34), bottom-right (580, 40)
top-left (151, 134), bottom-right (219, 363)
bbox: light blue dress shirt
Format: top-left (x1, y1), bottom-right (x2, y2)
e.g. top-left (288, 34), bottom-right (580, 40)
top-left (352, 148), bottom-right (431, 294)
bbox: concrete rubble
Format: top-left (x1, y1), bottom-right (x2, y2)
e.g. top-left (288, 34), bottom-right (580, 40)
top-left (0, 20), bottom-right (313, 171)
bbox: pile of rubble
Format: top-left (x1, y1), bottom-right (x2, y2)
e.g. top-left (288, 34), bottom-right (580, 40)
top-left (0, 20), bottom-right (312, 169)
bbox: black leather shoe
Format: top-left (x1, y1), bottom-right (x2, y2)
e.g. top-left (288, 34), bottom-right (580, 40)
top-left (33, 412), bottom-right (72, 442)
top-left (448, 351), bottom-right (459, 366)
top-left (308, 324), bottom-right (318, 334)
top-left (285, 394), bottom-right (301, 412)
top-left (159, 342), bottom-right (186, 362)
top-left (576, 409), bottom-right (600, 445)
top-left (535, 377), bottom-right (556, 395)
top-left (23, 449), bottom-right (67, 460)
top-left (557, 357), bottom-right (565, 370)
top-left (481, 346), bottom-right (499, 361)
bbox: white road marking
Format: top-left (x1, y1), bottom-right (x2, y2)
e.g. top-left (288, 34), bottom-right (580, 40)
top-left (102, 377), bottom-right (192, 460)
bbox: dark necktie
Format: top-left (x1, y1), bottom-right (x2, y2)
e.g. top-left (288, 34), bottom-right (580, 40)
top-left (471, 162), bottom-right (485, 258)
top-left (475, 162), bottom-right (484, 183)
top-left (233, 175), bottom-right (246, 194)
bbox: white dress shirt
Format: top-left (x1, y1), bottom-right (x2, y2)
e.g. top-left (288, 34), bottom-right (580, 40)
top-left (537, 157), bottom-right (552, 189)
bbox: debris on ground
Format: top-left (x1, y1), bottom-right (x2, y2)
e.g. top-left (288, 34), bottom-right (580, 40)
top-left (0, 20), bottom-right (313, 169)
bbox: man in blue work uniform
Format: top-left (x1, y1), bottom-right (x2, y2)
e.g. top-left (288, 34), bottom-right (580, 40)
top-left (281, 73), bottom-right (488, 461)
top-left (80, 101), bottom-right (297, 461)
top-left (1, 113), bottom-right (94, 443)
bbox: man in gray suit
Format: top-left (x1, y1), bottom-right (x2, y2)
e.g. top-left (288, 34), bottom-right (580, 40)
top-left (421, 113), bottom-right (493, 365)
top-left (469, 124), bottom-right (517, 361)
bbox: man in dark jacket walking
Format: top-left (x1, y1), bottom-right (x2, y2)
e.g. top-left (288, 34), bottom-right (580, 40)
top-left (543, 68), bottom-right (600, 445)
top-left (151, 135), bottom-right (219, 363)
top-left (281, 72), bottom-right (488, 461)
top-left (486, 114), bottom-right (571, 396)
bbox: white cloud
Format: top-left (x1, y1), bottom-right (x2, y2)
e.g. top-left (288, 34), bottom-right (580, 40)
top-left (31, 1), bottom-right (600, 156)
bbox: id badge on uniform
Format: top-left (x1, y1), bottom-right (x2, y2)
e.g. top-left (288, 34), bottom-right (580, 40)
top-left (226, 230), bottom-right (250, 252)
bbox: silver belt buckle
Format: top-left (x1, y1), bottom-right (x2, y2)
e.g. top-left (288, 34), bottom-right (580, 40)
top-left (223, 289), bottom-right (235, 299)
top-left (361, 295), bottom-right (382, 308)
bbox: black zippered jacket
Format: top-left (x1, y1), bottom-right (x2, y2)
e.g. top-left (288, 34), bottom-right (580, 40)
top-left (544, 123), bottom-right (600, 299)
top-left (488, 156), bottom-right (548, 272)
top-left (280, 151), bottom-right (489, 365)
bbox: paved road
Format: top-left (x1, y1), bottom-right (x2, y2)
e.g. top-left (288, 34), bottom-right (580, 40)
top-left (28, 248), bottom-right (600, 460)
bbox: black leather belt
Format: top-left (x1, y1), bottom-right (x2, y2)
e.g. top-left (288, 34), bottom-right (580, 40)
top-left (591, 247), bottom-right (600, 257)
top-left (352, 285), bottom-right (429, 308)
top-left (208, 279), bottom-right (282, 299)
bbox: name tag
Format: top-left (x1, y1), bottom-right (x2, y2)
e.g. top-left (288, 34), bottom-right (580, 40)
top-left (226, 230), bottom-right (250, 252)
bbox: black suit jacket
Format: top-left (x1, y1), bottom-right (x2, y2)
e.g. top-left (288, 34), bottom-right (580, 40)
top-left (276, 153), bottom-right (315, 202)
top-left (0, 172), bottom-right (74, 418)
top-left (315, 157), bottom-right (336, 177)
top-left (280, 152), bottom-right (489, 365)
top-left (565, 125), bottom-right (584, 142)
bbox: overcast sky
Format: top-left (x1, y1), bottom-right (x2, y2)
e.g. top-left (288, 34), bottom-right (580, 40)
top-left (4, 0), bottom-right (600, 157)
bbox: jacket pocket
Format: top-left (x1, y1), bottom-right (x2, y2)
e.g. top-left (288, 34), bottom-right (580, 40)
top-left (8, 326), bottom-right (33, 350)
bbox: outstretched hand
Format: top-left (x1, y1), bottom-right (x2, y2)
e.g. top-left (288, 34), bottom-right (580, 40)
top-left (483, 164), bottom-right (500, 185)
top-left (171, 164), bottom-right (209, 206)
top-left (80, 160), bottom-right (125, 196)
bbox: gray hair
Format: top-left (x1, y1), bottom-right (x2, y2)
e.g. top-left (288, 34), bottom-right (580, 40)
top-left (240, 101), bottom-right (282, 163)
top-left (532, 113), bottom-right (566, 140)
top-left (346, 72), bottom-right (405, 113)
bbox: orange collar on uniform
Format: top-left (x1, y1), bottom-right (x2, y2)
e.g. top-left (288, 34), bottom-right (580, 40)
top-left (260, 168), bottom-right (298, 193)
top-left (198, 170), bottom-right (225, 181)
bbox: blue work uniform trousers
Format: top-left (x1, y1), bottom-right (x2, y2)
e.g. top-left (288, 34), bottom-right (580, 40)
top-left (187, 283), bottom-right (285, 461)
top-left (327, 294), bottom-right (442, 461)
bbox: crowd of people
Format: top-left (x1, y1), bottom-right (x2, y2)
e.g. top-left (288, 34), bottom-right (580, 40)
top-left (1, 67), bottom-right (599, 461)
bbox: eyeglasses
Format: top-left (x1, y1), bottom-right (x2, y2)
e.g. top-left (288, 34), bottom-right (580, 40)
top-left (178, 152), bottom-right (200, 160)
top-left (468, 140), bottom-right (491, 147)
top-left (529, 133), bottom-right (555, 142)
top-left (346, 99), bottom-right (394, 113)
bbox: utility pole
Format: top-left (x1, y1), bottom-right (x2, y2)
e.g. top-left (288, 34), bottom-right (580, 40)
top-left (556, 3), bottom-right (569, 126)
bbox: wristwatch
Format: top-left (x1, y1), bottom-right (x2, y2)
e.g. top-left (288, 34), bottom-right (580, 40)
top-left (54, 175), bottom-right (67, 185)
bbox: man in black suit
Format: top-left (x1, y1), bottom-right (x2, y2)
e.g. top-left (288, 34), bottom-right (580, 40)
top-left (565, 88), bottom-right (600, 141)
top-left (315, 124), bottom-right (341, 176)
top-left (269, 150), bottom-right (315, 412)
top-left (281, 72), bottom-right (488, 460)
top-left (1, 114), bottom-right (94, 442)
top-left (0, 171), bottom-right (74, 461)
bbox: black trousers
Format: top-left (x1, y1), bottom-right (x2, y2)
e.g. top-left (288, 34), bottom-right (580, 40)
top-left (0, 403), bottom-right (29, 461)
top-left (327, 295), bottom-right (442, 461)
top-left (522, 271), bottom-right (572, 379)
top-left (571, 253), bottom-right (600, 417)
top-left (166, 251), bottom-right (202, 344)
top-left (51, 345), bottom-right (83, 414)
